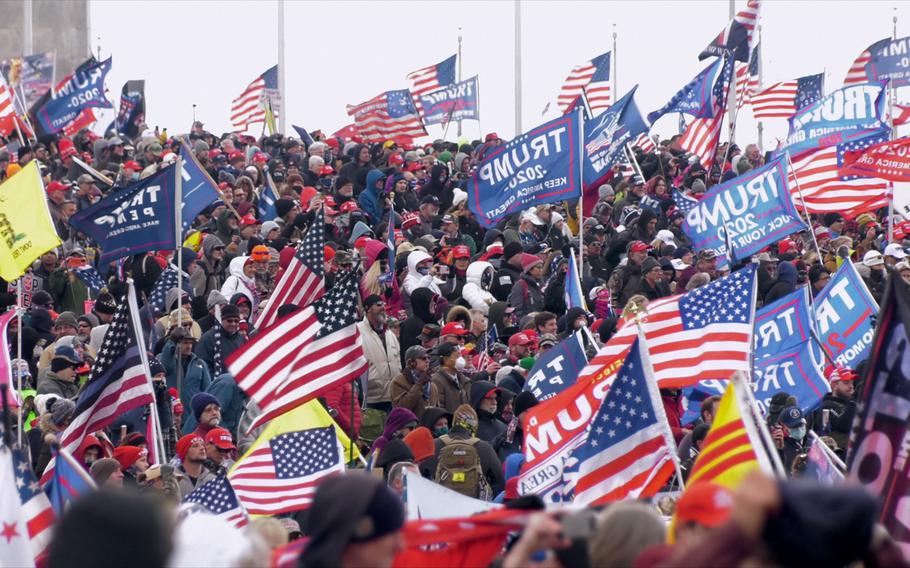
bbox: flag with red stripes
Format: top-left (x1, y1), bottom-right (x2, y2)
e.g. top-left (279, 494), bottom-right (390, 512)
top-left (631, 132), bottom-right (656, 154)
top-left (844, 38), bottom-right (889, 86)
top-left (735, 43), bottom-right (761, 110)
top-left (7, 445), bottom-right (54, 565)
top-left (565, 337), bottom-right (676, 506)
top-left (751, 73), bottom-right (824, 119)
top-left (699, 0), bottom-right (760, 62)
top-left (407, 54), bottom-right (456, 116)
top-left (557, 51), bottom-right (612, 115)
top-left (229, 272), bottom-right (368, 433)
top-left (40, 284), bottom-right (155, 484)
top-left (787, 133), bottom-right (891, 216)
top-left (680, 55), bottom-right (733, 168)
top-left (255, 207), bottom-right (325, 330)
top-left (231, 65), bottom-right (279, 130)
top-left (346, 89), bottom-right (427, 142)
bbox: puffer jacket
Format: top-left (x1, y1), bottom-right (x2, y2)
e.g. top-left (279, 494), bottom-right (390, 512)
top-left (462, 261), bottom-right (495, 314)
top-left (402, 250), bottom-right (443, 296)
top-left (220, 256), bottom-right (259, 313)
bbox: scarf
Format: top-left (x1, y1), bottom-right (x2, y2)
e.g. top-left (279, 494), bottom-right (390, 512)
top-left (503, 416), bottom-right (519, 445)
top-left (212, 322), bottom-right (226, 377)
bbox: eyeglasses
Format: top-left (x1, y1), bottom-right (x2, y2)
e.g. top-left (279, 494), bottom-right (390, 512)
top-left (222, 317), bottom-right (241, 324)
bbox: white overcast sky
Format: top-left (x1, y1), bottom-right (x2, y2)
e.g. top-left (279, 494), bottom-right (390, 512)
top-left (89, 0), bottom-right (909, 151)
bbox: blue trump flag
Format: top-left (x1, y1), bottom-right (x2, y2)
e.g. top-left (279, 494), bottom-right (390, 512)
top-left (70, 165), bottom-right (178, 264)
top-left (782, 82), bottom-right (889, 157)
top-left (582, 85), bottom-right (649, 189)
top-left (815, 260), bottom-right (878, 370)
top-left (35, 57), bottom-right (114, 134)
top-left (755, 287), bottom-right (815, 356)
top-left (177, 140), bottom-right (221, 235)
top-left (468, 110), bottom-right (582, 228)
top-left (44, 444), bottom-right (96, 515)
top-left (868, 37), bottom-right (910, 87)
top-left (682, 156), bottom-right (806, 262)
top-left (523, 332), bottom-right (589, 402)
top-left (259, 173), bottom-right (280, 221)
top-left (565, 249), bottom-right (587, 311)
top-left (418, 75), bottom-right (480, 126)
top-left (292, 125), bottom-right (315, 146)
top-left (647, 58), bottom-right (726, 124)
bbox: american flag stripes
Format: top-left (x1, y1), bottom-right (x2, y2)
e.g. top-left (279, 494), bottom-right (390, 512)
top-left (557, 51), bottom-right (612, 115)
top-left (181, 474), bottom-right (249, 528)
top-left (229, 426), bottom-right (344, 515)
top-left (254, 207), bottom-right (326, 330)
top-left (0, 73), bottom-right (20, 137)
top-left (679, 55), bottom-right (733, 168)
top-left (735, 43), bottom-right (761, 110)
top-left (568, 338), bottom-right (676, 506)
top-left (631, 132), bottom-right (656, 154)
top-left (7, 445), bottom-right (54, 564)
top-left (407, 54), bottom-right (457, 116)
top-left (347, 89), bottom-right (427, 142)
top-left (787, 134), bottom-right (891, 216)
top-left (230, 272), bottom-right (368, 433)
top-left (40, 284), bottom-right (155, 483)
top-left (844, 38), bottom-right (889, 86)
top-left (751, 73), bottom-right (824, 119)
top-left (231, 65), bottom-right (280, 130)
top-left (578, 265), bottom-right (756, 389)
top-left (699, 0), bottom-right (760, 62)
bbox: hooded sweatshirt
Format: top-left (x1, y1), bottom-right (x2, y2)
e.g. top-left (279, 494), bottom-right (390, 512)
top-left (358, 169), bottom-right (385, 223)
top-left (403, 250), bottom-right (443, 296)
top-left (399, 288), bottom-right (438, 368)
top-left (471, 380), bottom-right (507, 444)
top-left (462, 261), bottom-right (495, 314)
top-left (220, 256), bottom-right (259, 314)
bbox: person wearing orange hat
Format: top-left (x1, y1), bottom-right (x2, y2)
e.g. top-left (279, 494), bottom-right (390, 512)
top-left (403, 426), bottom-right (437, 479)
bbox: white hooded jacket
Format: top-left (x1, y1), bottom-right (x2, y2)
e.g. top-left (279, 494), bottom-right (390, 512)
top-left (462, 261), bottom-right (495, 314)
top-left (220, 256), bottom-right (259, 313)
top-left (403, 250), bottom-right (443, 296)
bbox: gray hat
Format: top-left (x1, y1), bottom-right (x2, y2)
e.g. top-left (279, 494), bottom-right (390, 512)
top-left (641, 257), bottom-right (661, 274)
top-left (598, 184), bottom-right (615, 199)
top-left (206, 289), bottom-right (228, 310)
top-left (77, 173), bottom-right (94, 184)
top-left (691, 179), bottom-right (707, 194)
top-left (51, 398), bottom-right (76, 427)
top-left (539, 333), bottom-right (558, 348)
top-left (405, 345), bottom-right (429, 362)
top-left (54, 311), bottom-right (79, 330)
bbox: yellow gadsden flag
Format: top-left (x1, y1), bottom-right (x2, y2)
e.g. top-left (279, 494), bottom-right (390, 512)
top-left (686, 382), bottom-right (763, 489)
top-left (0, 161), bottom-right (61, 280)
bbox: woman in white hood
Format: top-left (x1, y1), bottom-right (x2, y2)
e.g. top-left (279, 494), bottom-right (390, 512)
top-left (221, 256), bottom-right (260, 314)
top-left (462, 261), bottom-right (495, 314)
top-left (403, 250), bottom-right (444, 296)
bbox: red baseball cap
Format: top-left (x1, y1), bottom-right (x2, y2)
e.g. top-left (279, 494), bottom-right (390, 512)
top-left (46, 180), bottom-right (69, 194)
top-left (204, 427), bottom-right (237, 450)
top-left (340, 201), bottom-right (359, 214)
top-left (252, 152), bottom-right (270, 164)
top-left (405, 162), bottom-right (423, 172)
top-left (240, 213), bottom-right (259, 227)
top-left (629, 241), bottom-right (650, 253)
top-left (319, 165), bottom-right (335, 176)
top-left (388, 154), bottom-right (404, 165)
top-left (675, 483), bottom-right (733, 528)
top-left (441, 322), bottom-right (468, 336)
top-left (452, 245), bottom-right (471, 259)
top-left (508, 332), bottom-right (532, 347)
top-left (485, 132), bottom-right (502, 142)
top-left (228, 150), bottom-right (245, 162)
top-left (122, 160), bottom-right (142, 171)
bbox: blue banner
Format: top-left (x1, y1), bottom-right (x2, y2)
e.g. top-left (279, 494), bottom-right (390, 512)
top-left (815, 261), bottom-right (878, 370)
top-left (868, 37), bottom-right (910, 88)
top-left (682, 157), bottom-right (806, 261)
top-left (647, 58), bottom-right (725, 124)
top-left (582, 86), bottom-right (649, 189)
top-left (177, 141), bottom-right (221, 234)
top-left (468, 111), bottom-right (582, 228)
top-left (70, 166), bottom-right (178, 264)
top-left (35, 57), bottom-right (113, 135)
top-left (418, 75), bottom-right (479, 126)
top-left (755, 288), bottom-right (814, 356)
top-left (783, 83), bottom-right (889, 157)
top-left (523, 332), bottom-right (588, 402)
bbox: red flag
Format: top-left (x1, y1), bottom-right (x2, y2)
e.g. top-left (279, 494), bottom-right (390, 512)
top-left (840, 136), bottom-right (910, 181)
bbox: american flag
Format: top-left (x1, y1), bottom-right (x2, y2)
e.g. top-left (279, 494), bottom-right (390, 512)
top-left (230, 272), bottom-right (368, 433)
top-left (567, 338), bottom-right (676, 506)
top-left (751, 73), bottom-right (824, 119)
top-left (231, 65), bottom-right (280, 130)
top-left (181, 474), bottom-right (249, 528)
top-left (254, 207), bottom-right (326, 330)
top-left (407, 54), bottom-right (456, 116)
top-left (0, 73), bottom-right (20, 137)
top-left (346, 89), bottom-right (427, 142)
top-left (578, 265), bottom-right (756, 389)
top-left (699, 0), bottom-right (760, 62)
top-left (557, 51), bottom-right (612, 115)
top-left (735, 43), bottom-right (761, 110)
top-left (147, 264), bottom-right (181, 314)
top-left (787, 134), bottom-right (891, 216)
top-left (631, 132), bottom-right (656, 154)
top-left (679, 55), bottom-right (733, 168)
top-left (40, 285), bottom-right (155, 483)
top-left (672, 188), bottom-right (699, 217)
top-left (893, 103), bottom-right (910, 127)
top-left (229, 426), bottom-right (344, 515)
top-left (6, 445), bottom-right (54, 564)
top-left (844, 38), bottom-right (889, 86)
top-left (73, 265), bottom-right (106, 295)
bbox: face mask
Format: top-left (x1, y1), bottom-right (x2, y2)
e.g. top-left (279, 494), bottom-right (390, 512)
top-left (416, 265), bottom-right (431, 276)
top-left (788, 426), bottom-right (806, 440)
top-left (434, 297), bottom-right (449, 319)
top-left (455, 357), bottom-right (466, 371)
top-left (131, 173), bottom-right (140, 182)
top-left (433, 426), bottom-right (449, 437)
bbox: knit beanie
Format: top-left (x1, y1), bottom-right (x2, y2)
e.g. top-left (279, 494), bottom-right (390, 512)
top-left (452, 404), bottom-right (479, 434)
top-left (113, 446), bottom-right (145, 471)
top-left (89, 458), bottom-right (121, 485)
top-left (176, 434), bottom-right (203, 461)
top-left (514, 391), bottom-right (540, 417)
top-left (403, 427), bottom-right (435, 462)
top-left (51, 398), bottom-right (76, 427)
top-left (191, 392), bottom-right (220, 421)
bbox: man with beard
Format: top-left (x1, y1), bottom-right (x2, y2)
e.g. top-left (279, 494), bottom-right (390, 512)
top-left (358, 295), bottom-right (402, 413)
top-left (194, 304), bottom-right (246, 377)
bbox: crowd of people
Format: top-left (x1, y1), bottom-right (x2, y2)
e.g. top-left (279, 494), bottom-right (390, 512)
top-left (2, 119), bottom-right (905, 567)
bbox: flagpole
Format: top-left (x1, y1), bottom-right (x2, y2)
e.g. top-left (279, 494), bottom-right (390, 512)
top-left (577, 106), bottom-right (585, 279)
top-left (514, 0), bottom-right (522, 136)
top-left (807, 430), bottom-right (847, 472)
top-left (126, 279), bottom-right (168, 464)
top-left (277, 0), bottom-right (286, 136)
top-left (726, 0), bottom-right (736, 132)
top-left (732, 371), bottom-right (787, 477)
top-left (888, 11), bottom-right (898, 242)
top-left (457, 27), bottom-right (463, 137)
top-left (612, 24), bottom-right (618, 97)
top-left (784, 151), bottom-right (824, 261)
top-left (756, 24), bottom-right (764, 151)
top-left (16, 278), bottom-right (23, 445)
top-left (174, 157), bottom-right (184, 397)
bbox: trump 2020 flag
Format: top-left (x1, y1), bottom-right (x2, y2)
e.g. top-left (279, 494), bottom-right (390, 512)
top-left (866, 37), bottom-right (910, 88)
top-left (70, 164), bottom-right (178, 264)
top-left (682, 156), bottom-right (805, 261)
top-left (177, 140), bottom-right (221, 234)
top-left (815, 261), bottom-right (878, 370)
top-left (583, 85), bottom-right (649, 189)
top-left (564, 336), bottom-right (676, 505)
top-left (468, 110), bottom-right (582, 228)
top-left (418, 75), bottom-right (479, 126)
top-left (782, 83), bottom-right (889, 157)
top-left (523, 331), bottom-right (589, 402)
top-left (647, 58), bottom-right (727, 124)
top-left (34, 57), bottom-right (113, 135)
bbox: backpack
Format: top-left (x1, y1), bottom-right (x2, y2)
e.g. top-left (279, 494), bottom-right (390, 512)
top-left (434, 435), bottom-right (492, 500)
